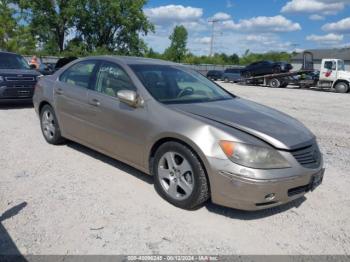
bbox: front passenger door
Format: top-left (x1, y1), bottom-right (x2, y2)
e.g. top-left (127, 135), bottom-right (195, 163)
top-left (86, 62), bottom-right (150, 168)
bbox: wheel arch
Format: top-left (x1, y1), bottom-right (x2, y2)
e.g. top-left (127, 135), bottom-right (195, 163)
top-left (148, 136), bottom-right (212, 193)
top-left (332, 79), bottom-right (350, 90)
top-left (38, 101), bottom-right (64, 132)
top-left (38, 100), bottom-right (53, 114)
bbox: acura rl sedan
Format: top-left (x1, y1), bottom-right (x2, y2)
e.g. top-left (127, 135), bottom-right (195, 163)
top-left (33, 56), bottom-right (324, 211)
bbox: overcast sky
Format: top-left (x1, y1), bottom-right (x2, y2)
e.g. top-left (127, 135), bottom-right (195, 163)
top-left (142, 0), bottom-right (350, 55)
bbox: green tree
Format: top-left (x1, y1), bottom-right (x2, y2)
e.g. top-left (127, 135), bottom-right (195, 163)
top-left (146, 48), bottom-right (163, 59)
top-left (229, 53), bottom-right (240, 64)
top-left (73, 0), bottom-right (154, 56)
top-left (164, 25), bottom-right (188, 62)
top-left (0, 0), bottom-right (35, 53)
top-left (14, 0), bottom-right (76, 53)
top-left (239, 51), bottom-right (292, 65)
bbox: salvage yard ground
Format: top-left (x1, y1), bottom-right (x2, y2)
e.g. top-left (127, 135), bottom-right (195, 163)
top-left (1, 83), bottom-right (350, 255)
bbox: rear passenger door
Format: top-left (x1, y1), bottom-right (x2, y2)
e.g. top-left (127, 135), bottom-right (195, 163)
top-left (55, 60), bottom-right (99, 142)
top-left (254, 62), bottom-right (264, 75)
top-left (261, 61), bottom-right (272, 75)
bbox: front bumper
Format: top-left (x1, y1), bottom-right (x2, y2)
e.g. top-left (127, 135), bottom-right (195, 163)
top-left (0, 85), bottom-right (35, 101)
top-left (207, 157), bottom-right (324, 211)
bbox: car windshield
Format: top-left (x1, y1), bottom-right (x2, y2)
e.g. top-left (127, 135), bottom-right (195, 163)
top-left (0, 53), bottom-right (30, 70)
top-left (131, 65), bottom-right (234, 104)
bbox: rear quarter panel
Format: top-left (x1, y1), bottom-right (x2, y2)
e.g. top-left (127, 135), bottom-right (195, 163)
top-left (33, 75), bottom-right (57, 115)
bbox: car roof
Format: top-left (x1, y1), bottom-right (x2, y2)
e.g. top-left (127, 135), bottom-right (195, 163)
top-left (80, 55), bottom-right (179, 66)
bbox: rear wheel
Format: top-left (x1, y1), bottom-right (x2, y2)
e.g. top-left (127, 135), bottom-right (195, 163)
top-left (334, 81), bottom-right (349, 93)
top-left (269, 78), bottom-right (281, 88)
top-left (280, 82), bottom-right (288, 88)
top-left (153, 142), bottom-right (209, 210)
top-left (40, 105), bottom-right (65, 145)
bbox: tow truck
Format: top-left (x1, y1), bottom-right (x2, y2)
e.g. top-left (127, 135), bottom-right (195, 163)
top-left (239, 52), bottom-right (350, 93)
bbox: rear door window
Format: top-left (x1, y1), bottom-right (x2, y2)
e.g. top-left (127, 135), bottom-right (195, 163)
top-left (59, 61), bottom-right (98, 89)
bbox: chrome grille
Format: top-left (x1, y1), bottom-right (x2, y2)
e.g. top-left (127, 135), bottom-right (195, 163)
top-left (291, 143), bottom-right (321, 168)
top-left (5, 76), bottom-right (35, 81)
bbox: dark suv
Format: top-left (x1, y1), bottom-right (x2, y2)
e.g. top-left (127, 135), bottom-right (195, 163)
top-left (0, 51), bottom-right (40, 102)
top-left (222, 68), bottom-right (242, 82)
top-left (241, 61), bottom-right (293, 78)
top-left (206, 70), bottom-right (223, 81)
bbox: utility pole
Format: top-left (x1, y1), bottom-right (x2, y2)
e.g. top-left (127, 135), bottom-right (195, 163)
top-left (291, 43), bottom-right (299, 52)
top-left (208, 19), bottom-right (220, 57)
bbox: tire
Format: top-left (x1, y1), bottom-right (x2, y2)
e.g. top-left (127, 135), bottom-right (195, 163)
top-left (153, 142), bottom-right (209, 210)
top-left (280, 82), bottom-right (288, 88)
top-left (40, 104), bottom-right (65, 145)
top-left (272, 66), bottom-right (281, 74)
top-left (334, 81), bottom-right (349, 93)
top-left (269, 78), bottom-right (281, 88)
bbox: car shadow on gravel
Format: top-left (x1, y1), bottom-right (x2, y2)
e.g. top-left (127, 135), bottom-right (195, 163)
top-left (67, 142), bottom-right (154, 185)
top-left (0, 202), bottom-right (27, 261)
top-left (205, 196), bottom-right (306, 220)
top-left (0, 101), bottom-right (33, 110)
top-left (65, 141), bottom-right (307, 219)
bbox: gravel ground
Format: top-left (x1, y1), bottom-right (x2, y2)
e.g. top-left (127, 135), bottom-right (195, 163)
top-left (0, 83), bottom-right (350, 255)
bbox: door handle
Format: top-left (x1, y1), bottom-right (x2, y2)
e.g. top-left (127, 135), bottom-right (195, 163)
top-left (89, 98), bottom-right (100, 107)
top-left (55, 88), bottom-right (64, 95)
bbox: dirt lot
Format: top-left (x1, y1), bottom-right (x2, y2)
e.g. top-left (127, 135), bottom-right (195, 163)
top-left (1, 83), bottom-right (350, 255)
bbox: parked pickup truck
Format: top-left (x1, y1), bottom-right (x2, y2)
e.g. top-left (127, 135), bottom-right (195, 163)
top-left (0, 51), bottom-right (40, 102)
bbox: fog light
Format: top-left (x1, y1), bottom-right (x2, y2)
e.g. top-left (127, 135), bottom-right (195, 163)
top-left (265, 193), bottom-right (276, 201)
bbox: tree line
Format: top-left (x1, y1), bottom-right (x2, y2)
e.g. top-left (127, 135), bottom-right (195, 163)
top-left (0, 0), bottom-right (293, 65)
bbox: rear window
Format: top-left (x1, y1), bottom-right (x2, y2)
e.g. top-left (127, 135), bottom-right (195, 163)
top-left (0, 53), bottom-right (30, 70)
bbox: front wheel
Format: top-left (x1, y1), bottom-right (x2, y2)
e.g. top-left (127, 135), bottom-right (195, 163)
top-left (334, 81), bottom-right (349, 93)
top-left (40, 105), bottom-right (65, 145)
top-left (153, 142), bottom-right (209, 210)
top-left (269, 78), bottom-right (281, 88)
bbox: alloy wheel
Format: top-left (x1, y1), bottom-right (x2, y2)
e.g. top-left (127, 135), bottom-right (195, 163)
top-left (157, 152), bottom-right (194, 200)
top-left (42, 110), bottom-right (56, 140)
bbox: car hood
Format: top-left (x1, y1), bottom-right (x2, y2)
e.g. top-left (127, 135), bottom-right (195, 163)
top-left (169, 98), bottom-right (314, 150)
top-left (0, 69), bottom-right (40, 76)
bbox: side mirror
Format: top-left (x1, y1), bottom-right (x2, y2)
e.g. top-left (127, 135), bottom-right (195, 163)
top-left (117, 90), bottom-right (143, 108)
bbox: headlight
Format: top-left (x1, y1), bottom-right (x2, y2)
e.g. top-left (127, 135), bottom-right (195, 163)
top-left (0, 76), bottom-right (4, 82)
top-left (219, 141), bottom-right (290, 169)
